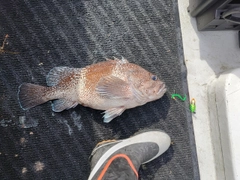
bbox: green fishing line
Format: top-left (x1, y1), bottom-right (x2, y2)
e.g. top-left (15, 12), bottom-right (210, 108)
top-left (170, 92), bottom-right (196, 113)
top-left (171, 93), bottom-right (187, 102)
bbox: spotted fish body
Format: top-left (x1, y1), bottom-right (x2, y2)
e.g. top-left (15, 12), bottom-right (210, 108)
top-left (18, 58), bottom-right (166, 123)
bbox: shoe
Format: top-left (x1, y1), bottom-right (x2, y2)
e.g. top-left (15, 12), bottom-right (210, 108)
top-left (88, 130), bottom-right (171, 180)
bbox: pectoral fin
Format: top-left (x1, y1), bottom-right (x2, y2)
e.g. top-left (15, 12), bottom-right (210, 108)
top-left (96, 76), bottom-right (132, 99)
top-left (103, 107), bottom-right (125, 123)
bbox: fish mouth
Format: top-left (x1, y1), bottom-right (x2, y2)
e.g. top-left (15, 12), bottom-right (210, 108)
top-left (157, 82), bottom-right (167, 95)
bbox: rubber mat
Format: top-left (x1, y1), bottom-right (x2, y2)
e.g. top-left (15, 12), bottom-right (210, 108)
top-left (0, 0), bottom-right (199, 179)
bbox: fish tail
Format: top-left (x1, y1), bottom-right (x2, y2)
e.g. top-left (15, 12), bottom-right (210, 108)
top-left (18, 83), bottom-right (50, 110)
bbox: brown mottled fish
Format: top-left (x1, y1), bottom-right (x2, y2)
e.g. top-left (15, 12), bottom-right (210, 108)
top-left (18, 57), bottom-right (166, 123)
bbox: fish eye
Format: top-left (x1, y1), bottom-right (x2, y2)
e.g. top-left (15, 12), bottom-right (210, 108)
top-left (151, 75), bottom-right (158, 81)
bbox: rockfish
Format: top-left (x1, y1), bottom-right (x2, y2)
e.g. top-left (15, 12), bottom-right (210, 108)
top-left (18, 57), bottom-right (166, 123)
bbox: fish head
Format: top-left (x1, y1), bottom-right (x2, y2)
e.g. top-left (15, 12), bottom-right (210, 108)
top-left (128, 66), bottom-right (167, 102)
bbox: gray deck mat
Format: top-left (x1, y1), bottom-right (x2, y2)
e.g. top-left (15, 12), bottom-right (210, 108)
top-left (0, 0), bottom-right (200, 179)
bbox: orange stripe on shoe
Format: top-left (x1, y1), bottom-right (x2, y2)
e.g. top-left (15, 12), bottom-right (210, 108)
top-left (97, 154), bottom-right (139, 180)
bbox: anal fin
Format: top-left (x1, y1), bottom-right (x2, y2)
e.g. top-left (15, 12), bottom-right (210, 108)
top-left (52, 99), bottom-right (78, 112)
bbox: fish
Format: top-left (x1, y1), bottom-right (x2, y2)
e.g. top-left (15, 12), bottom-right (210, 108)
top-left (18, 57), bottom-right (166, 123)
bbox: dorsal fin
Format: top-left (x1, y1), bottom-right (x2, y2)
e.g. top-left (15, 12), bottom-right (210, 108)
top-left (113, 56), bottom-right (129, 64)
top-left (46, 67), bottom-right (78, 86)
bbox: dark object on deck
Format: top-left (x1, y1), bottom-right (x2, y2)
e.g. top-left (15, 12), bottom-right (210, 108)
top-left (188, 0), bottom-right (240, 30)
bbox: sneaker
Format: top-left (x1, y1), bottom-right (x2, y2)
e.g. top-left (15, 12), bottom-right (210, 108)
top-left (88, 130), bottom-right (171, 180)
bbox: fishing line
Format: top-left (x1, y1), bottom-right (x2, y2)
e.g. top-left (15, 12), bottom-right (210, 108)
top-left (166, 91), bottom-right (196, 114)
